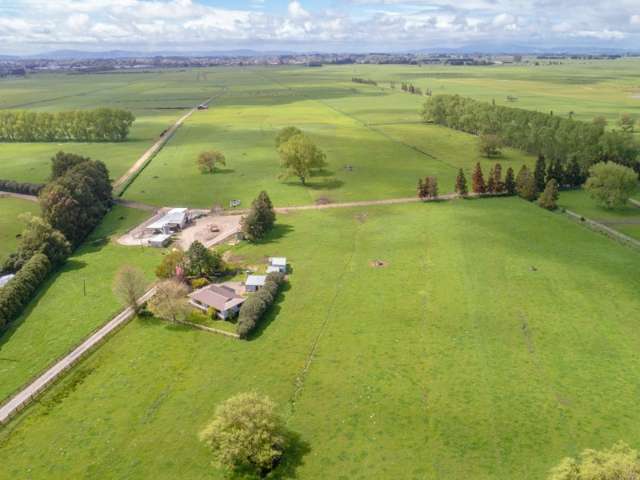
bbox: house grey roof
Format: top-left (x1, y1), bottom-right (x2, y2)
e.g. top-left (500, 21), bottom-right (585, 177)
top-left (189, 284), bottom-right (245, 312)
top-left (246, 275), bottom-right (267, 287)
top-left (266, 266), bottom-right (280, 273)
top-left (147, 208), bottom-right (188, 230)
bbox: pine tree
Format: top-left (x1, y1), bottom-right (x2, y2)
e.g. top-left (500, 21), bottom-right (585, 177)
top-left (424, 176), bottom-right (438, 198)
top-left (486, 166), bottom-right (496, 193)
top-left (538, 179), bottom-right (559, 210)
top-left (471, 162), bottom-right (486, 193)
top-left (504, 167), bottom-right (516, 195)
top-left (417, 178), bottom-right (425, 199)
top-left (241, 191), bottom-right (276, 242)
top-left (516, 165), bottom-right (538, 201)
top-left (455, 169), bottom-right (468, 197)
top-left (534, 154), bottom-right (547, 192)
top-left (493, 163), bottom-right (504, 192)
top-left (567, 157), bottom-right (583, 188)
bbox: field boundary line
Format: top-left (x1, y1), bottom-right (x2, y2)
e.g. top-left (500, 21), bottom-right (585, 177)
top-left (563, 209), bottom-right (640, 250)
top-left (114, 89), bottom-right (226, 197)
top-left (0, 288), bottom-right (157, 425)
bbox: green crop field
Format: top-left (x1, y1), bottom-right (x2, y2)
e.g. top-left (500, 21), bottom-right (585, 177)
top-left (2, 199), bottom-right (640, 479)
top-left (0, 197), bottom-right (39, 264)
top-left (0, 205), bottom-right (161, 402)
top-left (0, 70), bottom-right (223, 183)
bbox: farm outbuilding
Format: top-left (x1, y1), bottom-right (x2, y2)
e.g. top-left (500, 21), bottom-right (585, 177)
top-left (145, 208), bottom-right (190, 235)
top-left (268, 257), bottom-right (287, 273)
top-left (0, 273), bottom-right (15, 288)
top-left (148, 233), bottom-right (172, 248)
top-left (245, 275), bottom-right (267, 292)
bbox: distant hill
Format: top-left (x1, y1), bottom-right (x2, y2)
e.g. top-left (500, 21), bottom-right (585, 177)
top-left (24, 49), bottom-right (296, 60)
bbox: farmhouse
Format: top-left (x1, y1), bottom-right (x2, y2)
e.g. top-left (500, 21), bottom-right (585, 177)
top-left (245, 275), bottom-right (267, 292)
top-left (268, 257), bottom-right (287, 273)
top-left (189, 284), bottom-right (246, 320)
top-left (148, 233), bottom-right (172, 248)
top-left (145, 208), bottom-right (190, 235)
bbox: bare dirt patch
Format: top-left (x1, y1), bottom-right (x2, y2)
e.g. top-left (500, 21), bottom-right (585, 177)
top-left (369, 259), bottom-right (389, 268)
top-left (355, 212), bottom-right (368, 223)
top-left (315, 197), bottom-right (332, 206)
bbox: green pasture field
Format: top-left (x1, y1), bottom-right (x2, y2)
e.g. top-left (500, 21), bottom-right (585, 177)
top-left (559, 189), bottom-right (640, 241)
top-left (0, 70), bottom-right (224, 183)
top-left (123, 68), bottom-right (534, 208)
top-left (0, 197), bottom-right (39, 264)
top-left (0, 205), bottom-right (161, 402)
top-left (2, 198), bottom-right (640, 479)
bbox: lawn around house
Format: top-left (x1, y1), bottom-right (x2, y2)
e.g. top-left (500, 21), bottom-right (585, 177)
top-left (0, 197), bottom-right (39, 264)
top-left (2, 199), bottom-right (640, 479)
top-left (0, 205), bottom-right (161, 402)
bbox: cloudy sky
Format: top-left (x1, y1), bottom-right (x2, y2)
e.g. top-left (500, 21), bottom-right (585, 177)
top-left (0, 0), bottom-right (639, 54)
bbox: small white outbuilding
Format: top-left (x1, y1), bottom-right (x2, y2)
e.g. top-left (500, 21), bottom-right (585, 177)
top-left (245, 275), bottom-right (267, 293)
top-left (268, 257), bottom-right (287, 273)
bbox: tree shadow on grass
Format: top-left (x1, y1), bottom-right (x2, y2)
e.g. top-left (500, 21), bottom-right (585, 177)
top-left (252, 224), bottom-right (294, 245)
top-left (281, 178), bottom-right (344, 191)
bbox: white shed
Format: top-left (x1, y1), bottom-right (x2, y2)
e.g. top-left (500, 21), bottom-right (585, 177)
top-left (246, 275), bottom-right (267, 292)
top-left (268, 257), bottom-right (287, 273)
top-left (148, 233), bottom-right (172, 248)
top-left (0, 273), bottom-right (15, 288)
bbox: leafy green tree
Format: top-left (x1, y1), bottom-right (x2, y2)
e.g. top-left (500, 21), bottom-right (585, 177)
top-left (618, 113), bottom-right (636, 133)
top-left (548, 441), bottom-right (640, 480)
top-left (478, 133), bottom-right (502, 158)
top-left (516, 165), bottom-right (538, 201)
top-left (504, 167), bottom-right (516, 195)
top-left (592, 116), bottom-right (608, 130)
top-left (2, 214), bottom-right (70, 272)
top-left (155, 249), bottom-right (186, 279)
top-left (241, 191), bottom-right (276, 242)
top-left (471, 162), bottom-right (486, 193)
top-left (197, 151), bottom-right (226, 174)
top-left (534, 155), bottom-right (547, 193)
top-left (455, 169), bottom-right (468, 196)
top-left (278, 133), bottom-right (327, 185)
top-left (585, 162), bottom-right (639, 208)
top-left (113, 265), bottom-right (147, 314)
top-left (147, 279), bottom-right (189, 323)
top-left (50, 151), bottom-right (90, 180)
top-left (199, 392), bottom-right (289, 476)
top-left (186, 241), bottom-right (223, 278)
top-left (538, 179), bottom-right (559, 210)
top-left (275, 126), bottom-right (302, 148)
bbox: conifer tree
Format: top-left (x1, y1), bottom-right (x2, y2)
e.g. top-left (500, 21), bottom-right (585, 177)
top-left (534, 154), bottom-right (547, 192)
top-left (567, 157), bottom-right (584, 188)
top-left (471, 162), bottom-right (486, 193)
top-left (493, 163), bottom-right (504, 192)
top-left (455, 169), bottom-right (468, 197)
top-left (417, 178), bottom-right (425, 199)
top-left (486, 168), bottom-right (496, 193)
top-left (516, 165), bottom-right (538, 201)
top-left (504, 167), bottom-right (516, 195)
top-left (241, 191), bottom-right (276, 242)
top-left (538, 179), bottom-right (559, 210)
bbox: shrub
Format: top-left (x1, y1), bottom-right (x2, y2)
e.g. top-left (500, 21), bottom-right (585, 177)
top-left (548, 441), bottom-right (640, 480)
top-left (0, 179), bottom-right (45, 196)
top-left (236, 273), bottom-right (285, 339)
top-left (191, 277), bottom-right (210, 289)
top-left (0, 253), bottom-right (51, 329)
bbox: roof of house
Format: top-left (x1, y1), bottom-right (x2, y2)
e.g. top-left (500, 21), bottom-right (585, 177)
top-left (246, 275), bottom-right (267, 287)
top-left (0, 274), bottom-right (15, 288)
top-left (269, 257), bottom-right (287, 267)
top-left (189, 284), bottom-right (245, 312)
top-left (266, 266), bottom-right (281, 273)
top-left (147, 208), bottom-right (188, 230)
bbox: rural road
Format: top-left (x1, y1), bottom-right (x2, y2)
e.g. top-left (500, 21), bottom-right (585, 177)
top-left (113, 95), bottom-right (217, 191)
top-left (0, 191), bottom-right (39, 203)
top-left (0, 288), bottom-right (157, 424)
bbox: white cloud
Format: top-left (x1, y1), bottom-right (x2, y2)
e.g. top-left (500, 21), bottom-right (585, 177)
top-left (0, 0), bottom-right (639, 53)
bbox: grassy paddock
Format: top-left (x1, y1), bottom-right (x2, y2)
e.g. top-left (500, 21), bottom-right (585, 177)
top-left (1, 199), bottom-right (639, 479)
top-left (0, 205), bottom-right (161, 401)
top-left (0, 197), bottom-right (39, 264)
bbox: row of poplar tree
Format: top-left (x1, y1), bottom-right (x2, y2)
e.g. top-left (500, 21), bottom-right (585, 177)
top-left (0, 108), bottom-right (135, 142)
top-left (422, 94), bottom-right (639, 175)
